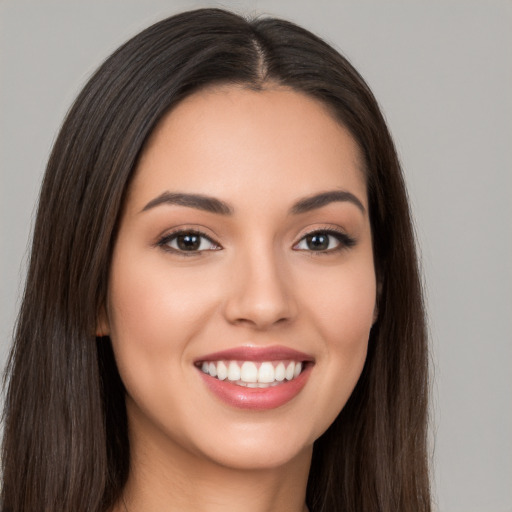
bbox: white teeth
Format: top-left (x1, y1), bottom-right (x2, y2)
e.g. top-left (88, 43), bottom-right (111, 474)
top-left (227, 361), bottom-right (241, 381)
top-left (258, 362), bottom-right (275, 383)
top-left (240, 361), bottom-right (258, 383)
top-left (246, 380), bottom-right (277, 389)
top-left (216, 361), bottom-right (228, 380)
top-left (199, 360), bottom-right (306, 384)
top-left (275, 362), bottom-right (285, 381)
top-left (285, 362), bottom-right (295, 380)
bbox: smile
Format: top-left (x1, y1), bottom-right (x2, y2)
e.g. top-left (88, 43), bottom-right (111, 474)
top-left (195, 346), bottom-right (314, 410)
top-left (198, 360), bottom-right (303, 388)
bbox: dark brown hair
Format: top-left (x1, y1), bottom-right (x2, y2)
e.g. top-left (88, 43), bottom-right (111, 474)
top-left (1, 8), bottom-right (430, 512)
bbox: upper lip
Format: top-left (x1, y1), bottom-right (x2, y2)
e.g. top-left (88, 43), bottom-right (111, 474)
top-left (195, 345), bottom-right (315, 363)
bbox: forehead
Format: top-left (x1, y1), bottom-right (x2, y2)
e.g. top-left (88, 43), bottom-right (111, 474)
top-left (129, 85), bottom-right (367, 212)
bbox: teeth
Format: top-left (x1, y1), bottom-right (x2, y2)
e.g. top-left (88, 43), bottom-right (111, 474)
top-left (285, 362), bottom-right (295, 380)
top-left (240, 362), bottom-right (258, 383)
top-left (275, 362), bottom-right (285, 381)
top-left (217, 361), bottom-right (228, 380)
top-left (199, 360), bottom-right (305, 385)
top-left (227, 361), bottom-right (241, 381)
top-left (258, 362), bottom-right (275, 383)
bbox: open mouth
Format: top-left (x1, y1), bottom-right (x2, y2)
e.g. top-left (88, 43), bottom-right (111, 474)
top-left (196, 360), bottom-right (307, 388)
top-left (194, 346), bottom-right (314, 409)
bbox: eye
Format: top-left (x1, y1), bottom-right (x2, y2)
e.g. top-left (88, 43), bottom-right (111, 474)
top-left (158, 230), bottom-right (220, 254)
top-left (294, 230), bottom-right (355, 253)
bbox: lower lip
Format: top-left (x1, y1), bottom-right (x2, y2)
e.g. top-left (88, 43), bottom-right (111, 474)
top-left (198, 364), bottom-right (312, 410)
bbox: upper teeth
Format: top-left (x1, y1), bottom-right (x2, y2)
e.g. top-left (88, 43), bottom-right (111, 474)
top-left (200, 360), bottom-right (303, 386)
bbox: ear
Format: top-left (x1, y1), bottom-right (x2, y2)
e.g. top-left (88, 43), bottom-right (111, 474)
top-left (96, 305), bottom-right (110, 337)
top-left (372, 280), bottom-right (383, 325)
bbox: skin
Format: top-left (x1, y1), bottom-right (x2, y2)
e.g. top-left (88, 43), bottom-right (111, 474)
top-left (99, 85), bottom-right (377, 512)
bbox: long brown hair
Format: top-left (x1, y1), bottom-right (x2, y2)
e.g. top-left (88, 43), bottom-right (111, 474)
top-left (2, 8), bottom-right (430, 512)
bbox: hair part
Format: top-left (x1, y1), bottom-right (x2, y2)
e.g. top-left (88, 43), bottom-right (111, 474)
top-left (2, 8), bottom-right (430, 512)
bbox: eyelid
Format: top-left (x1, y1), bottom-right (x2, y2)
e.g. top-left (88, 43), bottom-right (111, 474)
top-left (293, 225), bottom-right (356, 253)
top-left (154, 224), bottom-right (356, 256)
top-left (156, 227), bottom-right (222, 255)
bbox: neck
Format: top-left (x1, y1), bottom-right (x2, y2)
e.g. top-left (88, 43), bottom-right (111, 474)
top-left (118, 414), bottom-right (312, 512)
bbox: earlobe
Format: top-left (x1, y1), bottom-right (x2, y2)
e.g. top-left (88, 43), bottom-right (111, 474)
top-left (96, 306), bottom-right (110, 337)
top-left (372, 303), bottom-right (379, 324)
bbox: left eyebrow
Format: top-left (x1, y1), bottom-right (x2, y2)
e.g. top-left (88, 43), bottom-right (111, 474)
top-left (290, 190), bottom-right (366, 215)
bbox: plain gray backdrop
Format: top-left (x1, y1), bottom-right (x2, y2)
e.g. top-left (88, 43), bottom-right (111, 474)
top-left (1, 1), bottom-right (511, 511)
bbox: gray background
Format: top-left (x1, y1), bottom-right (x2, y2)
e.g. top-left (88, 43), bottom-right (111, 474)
top-left (1, 1), bottom-right (511, 510)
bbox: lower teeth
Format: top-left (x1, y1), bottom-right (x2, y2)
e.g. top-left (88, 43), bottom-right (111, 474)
top-left (234, 381), bottom-right (281, 388)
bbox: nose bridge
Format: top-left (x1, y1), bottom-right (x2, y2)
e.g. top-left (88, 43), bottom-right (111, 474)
top-left (224, 239), bottom-right (297, 329)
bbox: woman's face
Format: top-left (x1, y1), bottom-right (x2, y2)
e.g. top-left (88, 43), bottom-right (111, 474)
top-left (101, 85), bottom-right (377, 471)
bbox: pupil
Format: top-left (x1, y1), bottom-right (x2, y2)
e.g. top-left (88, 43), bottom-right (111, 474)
top-left (307, 234), bottom-right (329, 250)
top-left (177, 234), bottom-right (200, 251)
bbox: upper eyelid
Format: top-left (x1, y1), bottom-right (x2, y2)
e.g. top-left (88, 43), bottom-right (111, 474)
top-left (157, 226), bottom-right (220, 243)
top-left (295, 225), bottom-right (351, 240)
top-left (165, 228), bottom-right (216, 240)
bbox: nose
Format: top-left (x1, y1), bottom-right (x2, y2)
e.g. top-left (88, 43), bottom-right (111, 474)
top-left (223, 247), bottom-right (298, 330)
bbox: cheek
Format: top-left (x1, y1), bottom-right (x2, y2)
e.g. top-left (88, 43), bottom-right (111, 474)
top-left (106, 267), bottom-right (171, 400)
top-left (105, 255), bottom-right (224, 433)
top-left (305, 260), bottom-right (376, 348)
top-left (298, 259), bottom-right (376, 428)
top-left (106, 255), bottom-right (224, 365)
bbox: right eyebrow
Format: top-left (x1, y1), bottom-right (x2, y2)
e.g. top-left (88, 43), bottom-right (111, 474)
top-left (140, 192), bottom-right (234, 215)
top-left (290, 190), bottom-right (366, 215)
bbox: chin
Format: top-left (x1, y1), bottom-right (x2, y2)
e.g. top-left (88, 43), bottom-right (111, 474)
top-left (203, 437), bottom-right (312, 472)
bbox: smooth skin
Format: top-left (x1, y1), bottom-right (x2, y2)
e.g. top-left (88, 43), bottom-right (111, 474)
top-left (99, 85), bottom-right (377, 512)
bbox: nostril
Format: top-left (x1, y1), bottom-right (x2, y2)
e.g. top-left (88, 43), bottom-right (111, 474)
top-left (222, 260), bottom-right (298, 329)
top-left (223, 293), bottom-right (297, 329)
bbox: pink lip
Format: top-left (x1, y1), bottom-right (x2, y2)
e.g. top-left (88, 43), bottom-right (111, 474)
top-left (197, 365), bottom-right (312, 410)
top-left (195, 345), bottom-right (314, 364)
top-left (195, 345), bottom-right (314, 410)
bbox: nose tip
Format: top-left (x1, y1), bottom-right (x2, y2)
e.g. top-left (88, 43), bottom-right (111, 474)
top-left (223, 259), bottom-right (297, 330)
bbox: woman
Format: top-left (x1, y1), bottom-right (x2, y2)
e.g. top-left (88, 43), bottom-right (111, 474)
top-left (1, 8), bottom-right (430, 512)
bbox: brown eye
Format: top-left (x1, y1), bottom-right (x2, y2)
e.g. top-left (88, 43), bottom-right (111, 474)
top-left (176, 233), bottom-right (201, 251)
top-left (304, 233), bottom-right (330, 251)
top-left (294, 230), bottom-right (356, 253)
top-left (158, 230), bottom-right (220, 254)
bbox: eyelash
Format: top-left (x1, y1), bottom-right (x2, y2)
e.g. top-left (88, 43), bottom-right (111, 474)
top-left (294, 228), bottom-right (356, 255)
top-left (157, 229), bottom-right (220, 257)
top-left (156, 227), bottom-right (356, 256)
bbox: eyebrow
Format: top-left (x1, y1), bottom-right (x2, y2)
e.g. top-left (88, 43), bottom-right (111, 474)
top-left (141, 189), bottom-right (366, 216)
top-left (141, 192), bottom-right (234, 215)
top-left (290, 190), bottom-right (366, 215)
